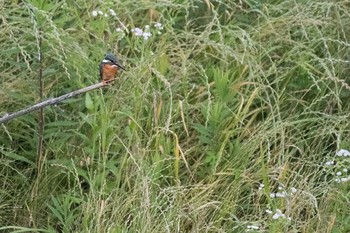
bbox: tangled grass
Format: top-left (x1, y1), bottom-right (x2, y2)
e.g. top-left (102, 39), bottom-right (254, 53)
top-left (1, 0), bottom-right (350, 232)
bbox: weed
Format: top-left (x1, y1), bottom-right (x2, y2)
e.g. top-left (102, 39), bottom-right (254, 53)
top-left (1, 0), bottom-right (350, 232)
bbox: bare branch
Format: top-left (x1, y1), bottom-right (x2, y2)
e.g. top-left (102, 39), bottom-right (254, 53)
top-left (0, 82), bottom-right (110, 124)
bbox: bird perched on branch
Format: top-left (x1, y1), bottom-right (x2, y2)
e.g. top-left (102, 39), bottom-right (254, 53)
top-left (99, 53), bottom-right (125, 84)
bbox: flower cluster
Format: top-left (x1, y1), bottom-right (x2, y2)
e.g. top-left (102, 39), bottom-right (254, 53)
top-left (257, 183), bottom-right (294, 223)
top-left (92, 8), bottom-right (117, 18)
top-left (154, 22), bottom-right (164, 32)
top-left (336, 149), bottom-right (350, 157)
top-left (131, 27), bottom-right (151, 40)
top-left (323, 149), bottom-right (350, 183)
top-left (269, 186), bottom-right (297, 198)
top-left (258, 183), bottom-right (297, 198)
top-left (91, 8), bottom-right (164, 41)
top-left (247, 224), bottom-right (260, 231)
top-left (266, 209), bottom-right (291, 220)
top-left (130, 23), bottom-right (164, 41)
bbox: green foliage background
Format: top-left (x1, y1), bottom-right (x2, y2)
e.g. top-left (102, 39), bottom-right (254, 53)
top-left (1, 0), bottom-right (350, 232)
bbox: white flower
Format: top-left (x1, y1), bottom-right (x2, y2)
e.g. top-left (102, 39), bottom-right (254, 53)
top-left (325, 161), bottom-right (333, 166)
top-left (116, 27), bottom-right (123, 32)
top-left (275, 192), bottom-right (286, 198)
top-left (336, 149), bottom-right (350, 157)
top-left (109, 9), bottom-right (116, 17)
top-left (143, 31), bottom-right (152, 40)
top-left (131, 27), bottom-right (143, 36)
top-left (98, 10), bottom-right (103, 15)
top-left (247, 225), bottom-right (259, 230)
top-left (272, 209), bottom-right (287, 220)
top-left (266, 209), bottom-right (272, 214)
top-left (343, 168), bottom-right (348, 173)
top-left (336, 171), bottom-right (342, 176)
top-left (278, 186), bottom-right (283, 190)
top-left (92, 10), bottom-right (98, 17)
top-left (145, 25), bottom-right (150, 30)
top-left (270, 193), bottom-right (276, 198)
top-left (154, 22), bottom-right (163, 30)
top-left (291, 187), bottom-right (297, 193)
top-left (258, 183), bottom-right (264, 190)
top-left (104, 13), bottom-right (108, 17)
top-left (340, 177), bottom-right (350, 182)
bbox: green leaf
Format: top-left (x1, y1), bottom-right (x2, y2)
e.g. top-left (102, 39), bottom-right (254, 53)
top-left (156, 53), bottom-right (169, 75)
top-left (45, 121), bottom-right (78, 127)
top-left (1, 150), bottom-right (35, 166)
top-left (85, 93), bottom-right (94, 110)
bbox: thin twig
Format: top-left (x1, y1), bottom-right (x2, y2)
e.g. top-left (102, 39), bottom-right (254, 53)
top-left (37, 27), bottom-right (44, 174)
top-left (0, 82), bottom-right (111, 124)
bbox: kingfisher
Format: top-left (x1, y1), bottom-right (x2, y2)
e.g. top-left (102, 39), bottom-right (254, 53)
top-left (99, 53), bottom-right (125, 84)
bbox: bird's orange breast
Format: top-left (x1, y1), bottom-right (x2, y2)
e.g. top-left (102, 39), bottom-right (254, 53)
top-left (102, 64), bottom-right (118, 81)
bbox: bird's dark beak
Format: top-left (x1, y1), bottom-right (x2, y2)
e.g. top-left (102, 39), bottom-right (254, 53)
top-left (114, 62), bottom-right (126, 71)
top-left (118, 64), bottom-right (126, 71)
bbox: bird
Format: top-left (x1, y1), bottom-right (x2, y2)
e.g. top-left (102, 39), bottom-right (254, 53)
top-left (99, 53), bottom-right (125, 84)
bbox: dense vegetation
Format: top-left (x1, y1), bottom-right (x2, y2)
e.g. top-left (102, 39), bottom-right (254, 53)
top-left (1, 0), bottom-right (350, 232)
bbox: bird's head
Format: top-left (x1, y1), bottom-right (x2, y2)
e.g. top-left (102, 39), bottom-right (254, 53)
top-left (102, 53), bottom-right (126, 71)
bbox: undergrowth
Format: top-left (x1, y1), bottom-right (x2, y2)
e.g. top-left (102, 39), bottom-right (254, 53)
top-left (1, 0), bottom-right (350, 232)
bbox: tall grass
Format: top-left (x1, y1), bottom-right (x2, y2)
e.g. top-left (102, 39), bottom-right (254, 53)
top-left (1, 0), bottom-right (350, 232)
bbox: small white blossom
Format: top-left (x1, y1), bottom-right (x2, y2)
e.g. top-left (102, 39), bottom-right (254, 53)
top-left (266, 209), bottom-right (272, 214)
top-left (92, 10), bottom-right (98, 17)
top-left (116, 27), bottom-right (123, 32)
top-left (98, 10), bottom-right (103, 15)
top-left (340, 177), bottom-right (350, 182)
top-left (272, 213), bottom-right (281, 219)
top-left (275, 192), bottom-right (287, 198)
top-left (145, 25), bottom-right (150, 30)
top-left (154, 22), bottom-right (163, 30)
top-left (272, 209), bottom-right (287, 220)
top-left (143, 31), bottom-right (152, 40)
top-left (109, 9), bottom-right (116, 17)
top-left (325, 161), bottom-right (333, 166)
top-left (247, 225), bottom-right (259, 230)
top-left (270, 193), bottom-right (276, 198)
top-left (336, 149), bottom-right (350, 157)
top-left (336, 171), bottom-right (342, 176)
top-left (258, 183), bottom-right (264, 191)
top-left (132, 27), bottom-right (143, 36)
top-left (104, 13), bottom-right (108, 17)
top-left (278, 186), bottom-right (283, 190)
top-left (343, 168), bottom-right (348, 173)
top-left (291, 187), bottom-right (297, 193)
